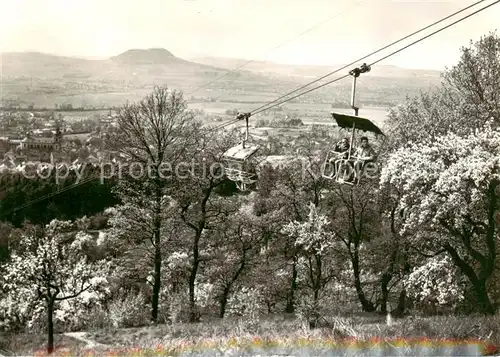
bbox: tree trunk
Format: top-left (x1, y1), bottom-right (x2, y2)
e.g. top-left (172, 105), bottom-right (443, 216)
top-left (380, 272), bottom-right (391, 314)
top-left (219, 287), bottom-right (230, 318)
top-left (444, 243), bottom-right (496, 315)
top-left (392, 289), bottom-right (407, 317)
top-left (219, 250), bottom-right (247, 319)
top-left (392, 245), bottom-right (411, 317)
top-left (151, 184), bottom-right (163, 323)
top-left (47, 299), bottom-right (55, 354)
top-left (352, 248), bottom-right (375, 312)
top-left (313, 288), bottom-right (320, 303)
top-left (285, 257), bottom-right (298, 313)
top-left (473, 279), bottom-right (495, 315)
top-left (188, 232), bottom-right (201, 322)
top-left (313, 254), bottom-right (322, 303)
top-left (151, 237), bottom-right (161, 322)
top-left (380, 248), bottom-right (397, 314)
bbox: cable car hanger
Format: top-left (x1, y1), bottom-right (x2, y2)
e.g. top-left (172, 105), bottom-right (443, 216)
top-left (322, 63), bottom-right (383, 185)
top-left (221, 112), bottom-right (260, 192)
top-left (236, 112), bottom-right (252, 148)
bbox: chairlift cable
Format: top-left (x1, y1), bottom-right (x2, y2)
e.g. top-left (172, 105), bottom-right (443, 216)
top-left (2, 174), bottom-right (101, 216)
top-left (4, 159), bottom-right (152, 214)
top-left (367, 0), bottom-right (500, 67)
top-left (248, 0), bottom-right (491, 115)
top-left (252, 74), bottom-right (350, 115)
top-left (250, 0), bottom-right (500, 115)
top-left (200, 3), bottom-right (365, 133)
top-left (207, 118), bottom-right (240, 133)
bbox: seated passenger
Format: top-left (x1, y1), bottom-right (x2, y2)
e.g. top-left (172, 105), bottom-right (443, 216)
top-left (331, 137), bottom-right (351, 160)
top-left (353, 136), bottom-right (376, 173)
top-left (325, 137), bottom-right (352, 179)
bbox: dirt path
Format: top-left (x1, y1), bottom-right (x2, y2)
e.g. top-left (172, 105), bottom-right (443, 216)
top-left (63, 331), bottom-right (108, 349)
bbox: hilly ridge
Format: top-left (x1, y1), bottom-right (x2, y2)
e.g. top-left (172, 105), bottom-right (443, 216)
top-left (190, 56), bottom-right (443, 79)
top-left (0, 49), bottom-right (443, 109)
top-left (111, 48), bottom-right (177, 64)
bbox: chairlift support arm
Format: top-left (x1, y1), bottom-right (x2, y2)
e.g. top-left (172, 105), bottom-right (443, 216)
top-left (236, 112), bottom-right (252, 148)
top-left (348, 63), bottom-right (371, 117)
top-left (347, 63), bottom-right (370, 159)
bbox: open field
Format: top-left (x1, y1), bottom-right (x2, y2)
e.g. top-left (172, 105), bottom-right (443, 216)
top-left (18, 103), bottom-right (390, 133)
top-left (62, 132), bottom-right (92, 142)
top-left (0, 50), bottom-right (441, 110)
top-left (0, 51), bottom-right (393, 127)
top-left (2, 314), bottom-right (499, 356)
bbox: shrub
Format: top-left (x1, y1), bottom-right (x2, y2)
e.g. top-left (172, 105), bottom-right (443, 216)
top-left (404, 255), bottom-right (466, 315)
top-left (108, 291), bottom-right (150, 328)
top-left (227, 287), bottom-right (265, 321)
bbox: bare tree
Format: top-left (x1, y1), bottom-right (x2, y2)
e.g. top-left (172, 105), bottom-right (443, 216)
top-left (327, 182), bottom-right (381, 313)
top-left (174, 127), bottom-right (236, 322)
top-left (110, 86), bottom-right (199, 322)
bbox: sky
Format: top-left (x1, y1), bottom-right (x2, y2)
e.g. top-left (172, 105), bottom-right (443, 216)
top-left (1, 0), bottom-right (499, 70)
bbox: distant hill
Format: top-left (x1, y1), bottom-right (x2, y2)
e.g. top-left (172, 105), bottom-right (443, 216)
top-left (109, 48), bottom-right (228, 72)
top-left (190, 56), bottom-right (443, 80)
top-left (1, 49), bottom-right (296, 108)
top-left (111, 48), bottom-right (177, 64)
top-left (0, 49), bottom-right (443, 109)
top-left (1, 50), bottom-right (233, 80)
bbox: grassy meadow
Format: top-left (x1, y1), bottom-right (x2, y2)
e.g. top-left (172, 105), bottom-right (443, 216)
top-left (2, 313), bottom-right (499, 356)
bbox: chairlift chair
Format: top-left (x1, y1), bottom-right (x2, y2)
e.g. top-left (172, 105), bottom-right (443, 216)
top-left (322, 63), bottom-right (385, 185)
top-left (222, 112), bottom-right (261, 192)
top-left (322, 112), bottom-right (384, 185)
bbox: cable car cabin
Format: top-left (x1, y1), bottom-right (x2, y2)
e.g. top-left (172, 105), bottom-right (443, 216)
top-left (322, 112), bottom-right (384, 185)
top-left (222, 143), bottom-right (260, 192)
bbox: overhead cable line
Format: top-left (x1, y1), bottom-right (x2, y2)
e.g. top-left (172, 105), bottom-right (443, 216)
top-left (249, 0), bottom-right (499, 115)
top-left (248, 0), bottom-right (491, 115)
top-left (206, 0), bottom-right (497, 133)
top-left (186, 1), bottom-right (363, 98)
top-left (2, 173), bottom-right (101, 216)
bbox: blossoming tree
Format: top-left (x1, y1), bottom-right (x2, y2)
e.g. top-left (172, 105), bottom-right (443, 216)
top-left (404, 255), bottom-right (466, 314)
top-left (380, 123), bottom-right (499, 314)
top-left (281, 202), bottom-right (337, 304)
top-left (385, 31), bottom-right (500, 149)
top-left (1, 219), bottom-right (109, 354)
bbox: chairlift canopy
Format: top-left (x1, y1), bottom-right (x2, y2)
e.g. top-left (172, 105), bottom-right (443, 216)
top-left (223, 144), bottom-right (260, 162)
top-left (330, 112), bottom-right (384, 136)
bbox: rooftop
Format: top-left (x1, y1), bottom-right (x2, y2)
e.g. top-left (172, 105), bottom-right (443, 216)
top-left (22, 137), bottom-right (55, 143)
top-left (223, 143), bottom-right (260, 161)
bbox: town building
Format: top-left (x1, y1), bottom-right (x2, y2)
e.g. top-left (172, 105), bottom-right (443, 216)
top-left (2, 126), bottom-right (64, 164)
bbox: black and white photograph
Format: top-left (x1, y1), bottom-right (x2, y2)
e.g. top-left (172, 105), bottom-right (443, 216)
top-left (1, 0), bottom-right (500, 355)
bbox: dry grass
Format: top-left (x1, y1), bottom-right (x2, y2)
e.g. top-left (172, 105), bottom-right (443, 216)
top-left (3, 314), bottom-right (500, 356)
top-left (0, 332), bottom-right (86, 356)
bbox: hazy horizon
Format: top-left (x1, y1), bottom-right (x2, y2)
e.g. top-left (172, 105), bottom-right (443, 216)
top-left (2, 0), bottom-right (499, 71)
top-left (0, 48), bottom-right (448, 72)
